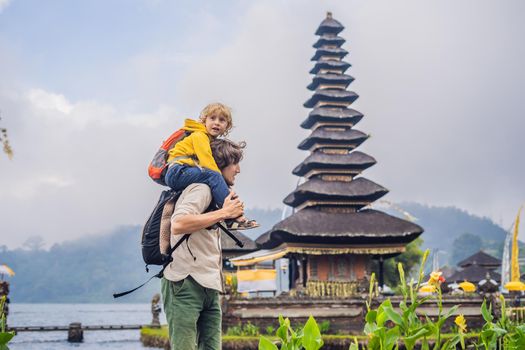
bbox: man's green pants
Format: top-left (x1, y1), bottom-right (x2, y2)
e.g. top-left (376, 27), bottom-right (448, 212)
top-left (161, 276), bottom-right (222, 350)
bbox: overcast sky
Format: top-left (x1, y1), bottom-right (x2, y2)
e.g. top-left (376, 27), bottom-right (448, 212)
top-left (1, 0), bottom-right (524, 248)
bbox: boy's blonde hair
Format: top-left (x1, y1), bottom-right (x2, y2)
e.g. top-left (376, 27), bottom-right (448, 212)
top-left (199, 103), bottom-right (233, 136)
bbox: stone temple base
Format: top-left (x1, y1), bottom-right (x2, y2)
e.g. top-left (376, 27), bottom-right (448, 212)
top-left (222, 294), bottom-right (495, 334)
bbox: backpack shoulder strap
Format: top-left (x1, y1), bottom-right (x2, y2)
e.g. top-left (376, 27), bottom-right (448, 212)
top-left (113, 234), bottom-right (190, 299)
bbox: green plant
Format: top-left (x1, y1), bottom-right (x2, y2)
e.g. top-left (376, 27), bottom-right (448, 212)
top-left (226, 322), bottom-right (260, 337)
top-left (226, 325), bottom-right (242, 336)
top-left (0, 296), bottom-right (15, 350)
top-left (477, 296), bottom-right (525, 350)
top-left (360, 249), bottom-right (465, 350)
top-left (244, 322), bottom-right (261, 337)
top-left (258, 315), bottom-right (323, 350)
top-left (319, 320), bottom-right (330, 334)
top-left (266, 325), bottom-right (276, 335)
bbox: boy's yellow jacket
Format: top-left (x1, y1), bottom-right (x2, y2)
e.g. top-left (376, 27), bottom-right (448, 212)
top-left (167, 119), bottom-right (220, 173)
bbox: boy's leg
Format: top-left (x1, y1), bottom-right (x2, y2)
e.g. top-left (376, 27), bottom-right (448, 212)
top-left (200, 169), bottom-right (229, 207)
top-left (166, 165), bottom-right (229, 207)
top-left (161, 277), bottom-right (204, 350)
top-left (196, 288), bottom-right (222, 350)
top-left (165, 165), bottom-right (204, 191)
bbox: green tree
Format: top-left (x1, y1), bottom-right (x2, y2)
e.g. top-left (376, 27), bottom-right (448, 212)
top-left (451, 232), bottom-right (482, 264)
top-left (383, 237), bottom-right (424, 287)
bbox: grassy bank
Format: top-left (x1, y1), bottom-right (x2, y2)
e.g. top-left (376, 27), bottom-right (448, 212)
top-left (140, 326), bottom-right (479, 350)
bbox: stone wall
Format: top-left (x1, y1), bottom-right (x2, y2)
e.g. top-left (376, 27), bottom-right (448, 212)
top-left (222, 294), bottom-right (497, 334)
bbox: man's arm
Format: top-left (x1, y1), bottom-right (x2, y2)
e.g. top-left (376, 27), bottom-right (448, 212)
top-left (171, 191), bottom-right (243, 235)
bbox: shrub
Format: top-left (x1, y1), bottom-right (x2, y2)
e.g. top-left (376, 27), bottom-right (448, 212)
top-left (355, 249), bottom-right (466, 350)
top-left (226, 322), bottom-right (260, 337)
top-left (259, 315), bottom-right (323, 350)
top-left (319, 320), bottom-right (330, 334)
top-left (265, 325), bottom-right (275, 335)
top-left (477, 296), bottom-right (525, 349)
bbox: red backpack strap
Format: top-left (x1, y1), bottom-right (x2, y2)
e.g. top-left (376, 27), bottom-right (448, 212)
top-left (160, 129), bottom-right (187, 151)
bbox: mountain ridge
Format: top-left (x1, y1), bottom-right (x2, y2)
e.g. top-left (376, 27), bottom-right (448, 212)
top-left (1, 203), bottom-right (513, 302)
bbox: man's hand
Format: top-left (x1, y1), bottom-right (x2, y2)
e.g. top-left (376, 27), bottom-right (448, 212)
top-left (221, 191), bottom-right (244, 220)
top-left (171, 189), bottom-right (245, 235)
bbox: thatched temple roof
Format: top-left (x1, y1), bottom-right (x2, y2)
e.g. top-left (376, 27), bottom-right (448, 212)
top-left (447, 265), bottom-right (501, 283)
top-left (283, 177), bottom-right (388, 208)
top-left (313, 34), bottom-right (345, 48)
top-left (315, 12), bottom-right (344, 36)
top-left (292, 151), bottom-right (376, 176)
top-left (311, 47), bottom-right (348, 61)
top-left (298, 128), bottom-right (367, 150)
top-left (256, 209), bottom-right (423, 249)
top-left (457, 250), bottom-right (501, 269)
top-left (309, 60), bottom-right (351, 74)
top-left (301, 107), bottom-right (363, 129)
top-left (307, 73), bottom-right (354, 91)
top-left (221, 231), bottom-right (258, 258)
top-left (304, 89), bottom-right (358, 108)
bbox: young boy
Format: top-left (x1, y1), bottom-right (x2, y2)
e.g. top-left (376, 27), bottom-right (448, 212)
top-left (164, 103), bottom-right (258, 230)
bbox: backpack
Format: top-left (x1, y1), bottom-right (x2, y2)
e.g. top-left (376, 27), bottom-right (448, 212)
top-left (113, 189), bottom-right (244, 299)
top-left (148, 129), bottom-right (190, 186)
top-left (142, 189), bottom-right (185, 266)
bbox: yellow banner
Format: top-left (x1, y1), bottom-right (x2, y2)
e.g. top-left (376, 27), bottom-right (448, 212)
top-left (237, 269), bottom-right (276, 281)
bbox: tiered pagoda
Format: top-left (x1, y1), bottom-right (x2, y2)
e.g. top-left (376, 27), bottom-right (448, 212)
top-left (254, 12), bottom-right (423, 295)
top-left (447, 250), bottom-right (502, 284)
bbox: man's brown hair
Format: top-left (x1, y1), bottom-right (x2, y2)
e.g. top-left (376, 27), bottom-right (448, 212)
top-left (210, 139), bottom-right (246, 170)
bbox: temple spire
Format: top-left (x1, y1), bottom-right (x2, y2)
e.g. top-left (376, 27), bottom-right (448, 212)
top-left (254, 13), bottom-right (423, 295)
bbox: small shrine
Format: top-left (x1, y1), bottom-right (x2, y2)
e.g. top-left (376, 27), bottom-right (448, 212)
top-left (233, 12), bottom-right (423, 297)
top-left (446, 250), bottom-right (501, 286)
top-left (457, 250), bottom-right (502, 270)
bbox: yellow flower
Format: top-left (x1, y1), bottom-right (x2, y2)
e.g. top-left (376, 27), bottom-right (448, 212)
top-left (428, 271), bottom-right (445, 286)
top-left (419, 284), bottom-right (436, 293)
top-left (225, 275), bottom-right (233, 285)
top-left (455, 314), bottom-right (467, 333)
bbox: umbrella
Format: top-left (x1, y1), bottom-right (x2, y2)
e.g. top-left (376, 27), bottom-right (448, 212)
top-left (505, 281), bottom-right (525, 291)
top-left (0, 264), bottom-right (15, 279)
top-left (458, 281), bottom-right (476, 293)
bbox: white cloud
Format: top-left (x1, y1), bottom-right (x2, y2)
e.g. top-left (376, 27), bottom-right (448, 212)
top-left (28, 89), bottom-right (74, 114)
top-left (7, 175), bottom-right (74, 200)
top-left (26, 88), bottom-right (172, 128)
top-left (0, 0), bottom-right (11, 13)
top-left (0, 86), bottom-right (182, 247)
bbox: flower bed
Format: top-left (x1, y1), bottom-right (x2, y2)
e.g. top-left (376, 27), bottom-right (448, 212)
top-left (145, 250), bottom-right (525, 349)
top-left (140, 326), bottom-right (480, 350)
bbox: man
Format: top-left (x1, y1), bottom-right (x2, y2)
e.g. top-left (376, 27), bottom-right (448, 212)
top-left (161, 138), bottom-right (246, 350)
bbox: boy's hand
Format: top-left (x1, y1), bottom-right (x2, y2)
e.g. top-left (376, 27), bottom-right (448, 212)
top-left (221, 191), bottom-right (243, 220)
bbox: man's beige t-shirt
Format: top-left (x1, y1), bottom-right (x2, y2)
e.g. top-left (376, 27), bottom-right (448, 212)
top-left (163, 183), bottom-right (223, 292)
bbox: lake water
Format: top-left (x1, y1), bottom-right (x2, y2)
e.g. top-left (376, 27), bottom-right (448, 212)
top-left (8, 303), bottom-right (167, 350)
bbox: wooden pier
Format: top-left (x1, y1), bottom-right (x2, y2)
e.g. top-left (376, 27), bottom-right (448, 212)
top-left (11, 324), bottom-right (146, 332)
top-left (9, 323), bottom-right (156, 343)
